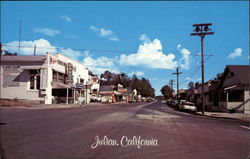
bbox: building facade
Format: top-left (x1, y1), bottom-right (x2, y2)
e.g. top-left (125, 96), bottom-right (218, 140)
top-left (185, 65), bottom-right (250, 114)
top-left (0, 53), bottom-right (96, 105)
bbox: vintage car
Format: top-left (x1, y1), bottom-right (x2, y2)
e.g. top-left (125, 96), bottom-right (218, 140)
top-left (178, 100), bottom-right (197, 112)
top-left (90, 94), bottom-right (102, 102)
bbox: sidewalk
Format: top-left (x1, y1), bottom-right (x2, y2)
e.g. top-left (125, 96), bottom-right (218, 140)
top-left (1, 102), bottom-right (131, 109)
top-left (196, 111), bottom-right (250, 122)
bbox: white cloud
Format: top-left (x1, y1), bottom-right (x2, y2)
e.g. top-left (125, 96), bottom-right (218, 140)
top-left (83, 50), bottom-right (90, 57)
top-left (3, 39), bottom-right (82, 61)
top-left (89, 25), bottom-right (119, 41)
top-left (139, 34), bottom-right (150, 43)
top-left (34, 28), bottom-right (60, 36)
top-left (58, 48), bottom-right (82, 60)
top-left (60, 15), bottom-right (71, 22)
top-left (177, 44), bottom-right (191, 69)
top-left (227, 48), bottom-right (242, 59)
top-left (82, 56), bottom-right (119, 75)
top-left (119, 38), bottom-right (178, 69)
top-left (129, 71), bottom-right (144, 76)
top-left (4, 39), bottom-right (57, 55)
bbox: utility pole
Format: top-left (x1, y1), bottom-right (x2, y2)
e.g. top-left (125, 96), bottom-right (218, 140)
top-left (172, 67), bottom-right (182, 101)
top-left (34, 45), bottom-right (36, 56)
top-left (169, 79), bottom-right (174, 90)
top-left (0, 43), bottom-right (2, 106)
top-left (18, 20), bottom-right (22, 54)
top-left (0, 43), bottom-right (2, 61)
top-left (169, 79), bottom-right (174, 101)
top-left (191, 23), bottom-right (214, 115)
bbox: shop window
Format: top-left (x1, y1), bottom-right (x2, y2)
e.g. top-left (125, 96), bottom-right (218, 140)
top-left (229, 90), bottom-right (244, 102)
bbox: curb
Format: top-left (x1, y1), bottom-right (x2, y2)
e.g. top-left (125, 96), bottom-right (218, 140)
top-left (194, 112), bottom-right (250, 123)
top-left (164, 104), bottom-right (249, 123)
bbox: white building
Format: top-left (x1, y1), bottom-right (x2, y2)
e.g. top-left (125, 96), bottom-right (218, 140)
top-left (0, 52), bottom-right (97, 105)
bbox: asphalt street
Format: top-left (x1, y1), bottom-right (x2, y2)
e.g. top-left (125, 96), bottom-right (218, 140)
top-left (1, 101), bottom-right (249, 159)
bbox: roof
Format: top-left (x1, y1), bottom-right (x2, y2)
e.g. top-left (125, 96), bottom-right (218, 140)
top-left (226, 65), bottom-right (250, 85)
top-left (100, 85), bottom-right (115, 92)
top-left (1, 55), bottom-right (46, 62)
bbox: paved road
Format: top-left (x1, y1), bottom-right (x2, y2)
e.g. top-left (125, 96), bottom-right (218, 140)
top-left (1, 101), bottom-right (249, 159)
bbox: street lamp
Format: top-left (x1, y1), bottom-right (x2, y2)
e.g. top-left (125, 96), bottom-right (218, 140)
top-left (190, 23), bottom-right (214, 115)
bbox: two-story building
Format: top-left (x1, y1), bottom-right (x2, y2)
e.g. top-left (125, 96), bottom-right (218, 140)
top-left (0, 52), bottom-right (95, 105)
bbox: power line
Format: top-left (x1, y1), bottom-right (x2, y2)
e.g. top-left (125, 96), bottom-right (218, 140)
top-left (2, 44), bottom-right (136, 54)
top-left (180, 55), bottom-right (212, 84)
top-left (2, 44), bottom-right (213, 56)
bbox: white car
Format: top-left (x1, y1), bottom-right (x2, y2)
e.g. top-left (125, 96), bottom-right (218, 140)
top-left (178, 100), bottom-right (197, 112)
top-left (90, 94), bottom-right (102, 102)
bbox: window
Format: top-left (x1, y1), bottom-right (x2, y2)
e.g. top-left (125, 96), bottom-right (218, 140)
top-left (36, 76), bottom-right (40, 90)
top-left (53, 70), bottom-right (66, 83)
top-left (30, 76), bottom-right (35, 89)
top-left (229, 90), bottom-right (244, 102)
top-left (53, 70), bottom-right (57, 82)
top-left (58, 73), bottom-right (64, 83)
top-left (29, 70), bottom-right (40, 90)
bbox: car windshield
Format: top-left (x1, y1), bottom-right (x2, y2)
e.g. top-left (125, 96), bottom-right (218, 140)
top-left (186, 102), bottom-right (195, 106)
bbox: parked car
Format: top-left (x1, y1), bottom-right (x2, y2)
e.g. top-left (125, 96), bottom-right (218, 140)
top-left (129, 99), bottom-right (136, 103)
top-left (178, 100), bottom-right (197, 112)
top-left (90, 94), bottom-right (102, 102)
top-left (166, 100), bottom-right (178, 108)
top-left (171, 101), bottom-right (178, 108)
top-left (146, 98), bottom-right (152, 103)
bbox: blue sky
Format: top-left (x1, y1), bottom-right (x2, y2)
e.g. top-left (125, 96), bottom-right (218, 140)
top-left (1, 1), bottom-right (249, 95)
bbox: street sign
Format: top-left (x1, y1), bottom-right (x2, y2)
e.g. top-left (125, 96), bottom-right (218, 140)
top-left (75, 83), bottom-right (84, 89)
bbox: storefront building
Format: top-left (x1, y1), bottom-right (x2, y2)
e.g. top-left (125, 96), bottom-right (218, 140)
top-left (0, 52), bottom-right (95, 104)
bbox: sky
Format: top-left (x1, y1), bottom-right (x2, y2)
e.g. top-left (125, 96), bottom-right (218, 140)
top-left (1, 1), bottom-right (249, 96)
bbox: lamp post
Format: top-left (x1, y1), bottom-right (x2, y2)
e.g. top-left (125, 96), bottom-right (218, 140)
top-left (190, 23), bottom-right (214, 115)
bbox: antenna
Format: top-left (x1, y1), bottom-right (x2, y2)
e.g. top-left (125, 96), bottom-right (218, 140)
top-left (18, 20), bottom-right (22, 54)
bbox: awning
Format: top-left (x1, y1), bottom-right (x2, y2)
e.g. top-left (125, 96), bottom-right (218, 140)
top-left (114, 91), bottom-right (125, 95)
top-left (52, 82), bottom-right (71, 89)
top-left (21, 66), bottom-right (45, 70)
top-left (224, 85), bottom-right (238, 90)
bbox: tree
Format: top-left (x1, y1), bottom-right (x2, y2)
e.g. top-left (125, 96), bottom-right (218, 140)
top-left (188, 82), bottom-right (194, 89)
top-left (161, 85), bottom-right (173, 99)
top-left (100, 71), bottom-right (155, 97)
top-left (100, 71), bottom-right (114, 85)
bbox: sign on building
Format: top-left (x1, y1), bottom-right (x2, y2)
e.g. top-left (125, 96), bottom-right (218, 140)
top-left (67, 63), bottom-right (73, 83)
